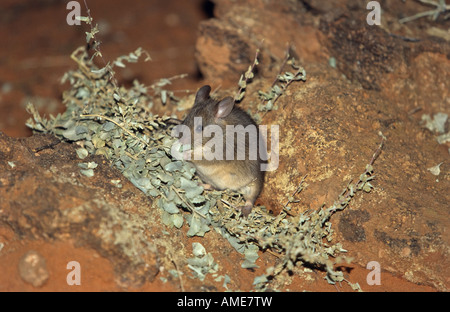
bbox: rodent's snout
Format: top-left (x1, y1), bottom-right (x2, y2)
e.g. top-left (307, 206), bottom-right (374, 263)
top-left (172, 124), bottom-right (191, 145)
top-left (170, 124), bottom-right (193, 161)
top-left (171, 124), bottom-right (185, 138)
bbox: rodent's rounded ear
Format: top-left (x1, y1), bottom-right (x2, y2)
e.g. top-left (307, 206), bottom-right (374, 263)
top-left (216, 96), bottom-right (235, 118)
top-left (194, 85), bottom-right (211, 104)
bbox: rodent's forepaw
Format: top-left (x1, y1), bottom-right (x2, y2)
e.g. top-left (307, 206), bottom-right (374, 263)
top-left (198, 182), bottom-right (214, 190)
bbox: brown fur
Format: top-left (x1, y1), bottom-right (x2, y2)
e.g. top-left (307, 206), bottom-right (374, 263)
top-left (180, 85), bottom-right (266, 216)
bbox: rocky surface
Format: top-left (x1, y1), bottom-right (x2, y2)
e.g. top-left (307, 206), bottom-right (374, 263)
top-left (0, 132), bottom-right (160, 288)
top-left (194, 0), bottom-right (449, 291)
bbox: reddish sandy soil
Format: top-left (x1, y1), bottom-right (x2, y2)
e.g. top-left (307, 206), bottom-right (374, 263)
top-left (1, 0), bottom-right (205, 292)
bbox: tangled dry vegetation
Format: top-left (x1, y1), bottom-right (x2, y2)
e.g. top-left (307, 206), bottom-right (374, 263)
top-left (25, 12), bottom-right (384, 290)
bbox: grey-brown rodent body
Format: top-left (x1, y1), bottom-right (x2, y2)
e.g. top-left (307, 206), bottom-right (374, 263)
top-left (181, 85), bottom-right (265, 215)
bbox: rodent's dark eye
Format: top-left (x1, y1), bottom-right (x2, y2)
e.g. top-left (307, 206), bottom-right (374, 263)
top-left (195, 125), bottom-right (203, 133)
